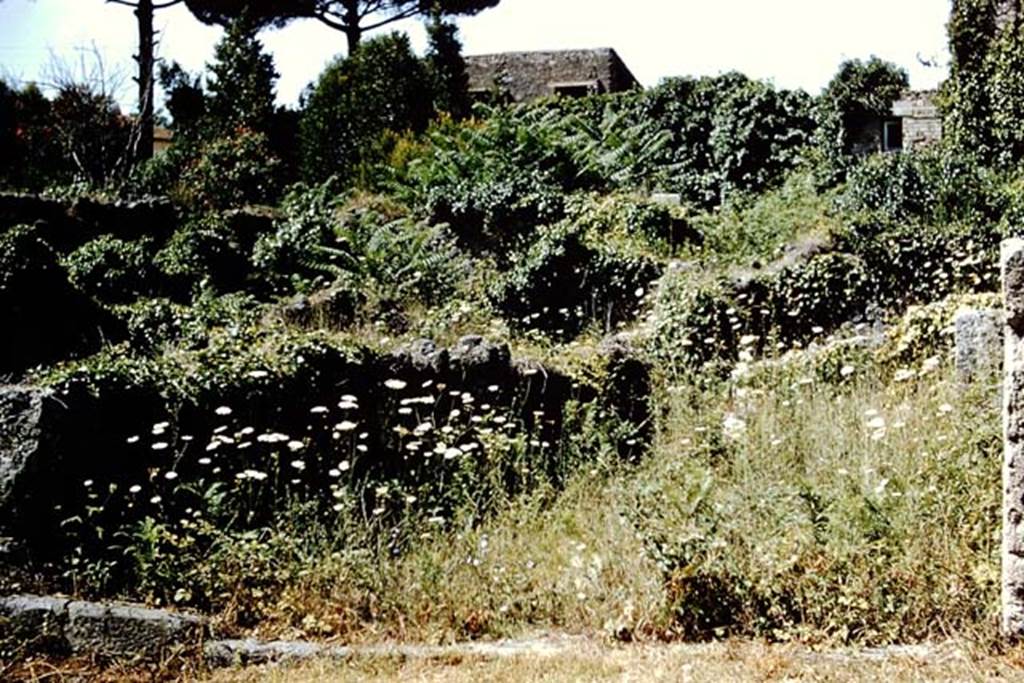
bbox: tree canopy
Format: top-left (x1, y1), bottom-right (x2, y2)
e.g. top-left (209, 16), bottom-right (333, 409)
top-left (184, 0), bottom-right (501, 53)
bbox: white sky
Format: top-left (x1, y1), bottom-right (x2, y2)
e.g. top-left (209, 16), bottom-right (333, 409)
top-left (0, 0), bottom-right (952, 111)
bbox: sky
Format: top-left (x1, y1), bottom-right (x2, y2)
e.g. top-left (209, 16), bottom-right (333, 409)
top-left (0, 0), bottom-right (952, 112)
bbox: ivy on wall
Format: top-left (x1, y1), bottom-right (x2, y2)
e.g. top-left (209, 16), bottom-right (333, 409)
top-left (944, 0), bottom-right (1024, 165)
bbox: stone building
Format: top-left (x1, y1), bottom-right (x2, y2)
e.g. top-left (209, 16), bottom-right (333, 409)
top-left (464, 48), bottom-right (640, 103)
top-left (848, 90), bottom-right (943, 155)
top-left (891, 90), bottom-right (942, 150)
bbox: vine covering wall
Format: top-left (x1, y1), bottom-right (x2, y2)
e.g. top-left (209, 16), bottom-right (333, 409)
top-left (945, 0), bottom-right (1024, 165)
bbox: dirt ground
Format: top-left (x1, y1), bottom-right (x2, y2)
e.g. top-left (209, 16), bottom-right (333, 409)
top-left (8, 635), bottom-right (1024, 682)
top-left (205, 639), bottom-right (1024, 683)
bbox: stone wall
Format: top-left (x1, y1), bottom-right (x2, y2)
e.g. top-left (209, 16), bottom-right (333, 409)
top-left (892, 91), bottom-right (943, 150)
top-left (465, 48), bottom-right (640, 103)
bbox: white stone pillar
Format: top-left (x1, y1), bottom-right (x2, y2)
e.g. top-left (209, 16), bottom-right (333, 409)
top-left (955, 307), bottom-right (1003, 384)
top-left (1002, 238), bottom-right (1024, 635)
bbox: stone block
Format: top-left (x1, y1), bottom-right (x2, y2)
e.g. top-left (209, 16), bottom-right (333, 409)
top-left (0, 594), bottom-right (70, 653)
top-left (649, 192), bottom-right (682, 207)
top-left (204, 638), bottom-right (329, 667)
top-left (65, 600), bottom-right (206, 659)
top-left (954, 307), bottom-right (1003, 382)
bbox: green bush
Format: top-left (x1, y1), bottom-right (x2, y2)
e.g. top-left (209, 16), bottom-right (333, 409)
top-left (251, 181), bottom-right (344, 293)
top-left (813, 57), bottom-right (909, 184)
top-left (179, 130), bottom-right (283, 210)
top-left (837, 218), bottom-right (1001, 308)
top-left (490, 221), bottom-right (661, 340)
top-left (696, 169), bottom-right (839, 264)
top-left (156, 214), bottom-right (252, 297)
top-left (300, 33), bottom-right (433, 185)
top-left (120, 293), bottom-right (263, 354)
top-left (840, 153), bottom-right (934, 223)
top-left (840, 147), bottom-right (1006, 226)
top-left (63, 235), bottom-right (156, 303)
top-left (633, 73), bottom-right (814, 207)
top-left (393, 108), bottom-right (573, 250)
top-left (254, 183), bottom-right (470, 309)
top-left (321, 209), bottom-right (470, 308)
top-left (647, 251), bottom-right (871, 370)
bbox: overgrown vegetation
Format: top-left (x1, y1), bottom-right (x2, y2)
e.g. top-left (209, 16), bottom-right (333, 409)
top-left (3, 2), bottom-right (1024, 665)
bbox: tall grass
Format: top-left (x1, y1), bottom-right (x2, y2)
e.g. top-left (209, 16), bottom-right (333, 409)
top-left (60, 315), bottom-right (1003, 647)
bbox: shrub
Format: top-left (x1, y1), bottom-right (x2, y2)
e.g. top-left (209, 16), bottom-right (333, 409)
top-left (634, 73), bottom-right (814, 207)
top-left (119, 293), bottom-right (264, 354)
top-left (1, 224), bottom-right (114, 374)
top-left (840, 152), bottom-right (934, 223)
top-left (0, 78), bottom-right (131, 191)
top-left (393, 108), bottom-right (573, 249)
top-left (840, 147), bottom-right (1006, 226)
top-left (300, 33), bottom-right (433, 185)
top-left (837, 218), bottom-right (1001, 308)
top-left (251, 181), bottom-right (347, 293)
top-left (255, 182), bottom-right (472, 311)
top-left (63, 235), bottom-right (156, 303)
top-left (490, 221), bottom-right (661, 340)
top-left (156, 214), bottom-right (252, 297)
top-left (647, 251), bottom-right (871, 370)
top-left (696, 169), bottom-right (839, 264)
top-left (813, 57), bottom-right (909, 184)
top-left (0, 81), bottom-right (59, 190)
top-left (178, 129), bottom-right (283, 210)
top-left (318, 210), bottom-right (470, 308)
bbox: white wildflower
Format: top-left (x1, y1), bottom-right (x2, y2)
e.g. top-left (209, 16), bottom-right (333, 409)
top-left (722, 413), bottom-right (746, 440)
top-left (893, 368), bottom-right (916, 382)
top-left (257, 432), bottom-right (289, 444)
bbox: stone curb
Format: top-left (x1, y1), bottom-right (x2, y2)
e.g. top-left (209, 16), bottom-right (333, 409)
top-left (0, 597), bottom-right (967, 671)
top-left (0, 594), bottom-right (207, 660)
top-left (202, 634), bottom-right (584, 668)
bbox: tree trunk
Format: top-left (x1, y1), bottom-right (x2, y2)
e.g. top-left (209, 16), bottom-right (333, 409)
top-left (345, 25), bottom-right (362, 54)
top-left (342, 0), bottom-right (362, 54)
top-left (134, 0), bottom-right (155, 163)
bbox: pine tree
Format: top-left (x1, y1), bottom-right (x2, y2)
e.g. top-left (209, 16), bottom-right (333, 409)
top-left (205, 16), bottom-right (279, 137)
top-left (425, 13), bottom-right (471, 120)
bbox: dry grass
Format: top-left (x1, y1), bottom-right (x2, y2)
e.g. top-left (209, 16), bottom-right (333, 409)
top-left (205, 640), bottom-right (1024, 683)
